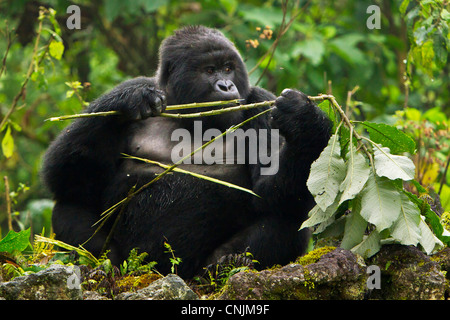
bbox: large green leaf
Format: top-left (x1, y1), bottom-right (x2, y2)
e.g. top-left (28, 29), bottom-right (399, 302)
top-left (340, 197), bottom-right (367, 250)
top-left (373, 147), bottom-right (415, 181)
top-left (418, 216), bottom-right (443, 254)
top-left (362, 122), bottom-right (416, 155)
top-left (339, 147), bottom-right (370, 204)
top-left (0, 228), bottom-right (31, 253)
top-left (292, 38), bottom-right (325, 66)
top-left (307, 134), bottom-right (346, 211)
top-left (390, 193), bottom-right (421, 246)
top-left (299, 202), bottom-right (338, 230)
top-left (351, 230), bottom-right (381, 259)
top-left (360, 173), bottom-right (401, 231)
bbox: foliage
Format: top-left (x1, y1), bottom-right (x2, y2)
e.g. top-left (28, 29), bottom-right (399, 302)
top-left (301, 97), bottom-right (449, 259)
top-left (164, 241), bottom-right (182, 275)
top-left (0, 228), bottom-right (30, 253)
top-left (119, 248), bottom-right (158, 276)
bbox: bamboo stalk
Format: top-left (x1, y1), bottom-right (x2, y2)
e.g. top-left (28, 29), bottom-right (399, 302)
top-left (46, 98), bottom-right (245, 122)
top-left (122, 154), bottom-right (260, 197)
top-left (46, 95), bottom-right (340, 122)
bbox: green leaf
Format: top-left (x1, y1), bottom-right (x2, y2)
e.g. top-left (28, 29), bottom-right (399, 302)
top-left (373, 147), bottom-right (415, 181)
top-left (0, 228), bottom-right (31, 253)
top-left (2, 125), bottom-right (14, 158)
top-left (423, 106), bottom-right (447, 123)
top-left (339, 147), bottom-right (370, 204)
top-left (390, 193), bottom-right (421, 246)
top-left (360, 173), bottom-right (401, 231)
top-left (399, 0), bottom-right (410, 14)
top-left (307, 134), bottom-right (346, 211)
top-left (341, 197), bottom-right (368, 250)
top-left (433, 31), bottom-right (448, 69)
top-left (418, 216), bottom-right (443, 254)
top-left (329, 34), bottom-right (366, 65)
top-left (300, 202), bottom-right (338, 230)
top-left (441, 8), bottom-right (450, 21)
top-left (351, 230), bottom-right (381, 259)
top-left (292, 38), bottom-right (325, 66)
top-left (49, 40), bottom-right (64, 60)
top-left (404, 190), bottom-right (447, 242)
top-left (362, 122), bottom-right (416, 154)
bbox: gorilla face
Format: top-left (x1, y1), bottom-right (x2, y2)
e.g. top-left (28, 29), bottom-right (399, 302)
top-left (157, 26), bottom-right (250, 106)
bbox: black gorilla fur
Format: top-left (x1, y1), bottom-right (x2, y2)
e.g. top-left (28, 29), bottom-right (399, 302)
top-left (42, 26), bottom-right (332, 278)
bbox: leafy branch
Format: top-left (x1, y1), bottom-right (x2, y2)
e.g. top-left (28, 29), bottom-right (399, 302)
top-left (302, 94), bottom-right (448, 258)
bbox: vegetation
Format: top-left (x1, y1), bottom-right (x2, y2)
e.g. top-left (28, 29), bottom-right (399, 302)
top-left (0, 0), bottom-right (449, 281)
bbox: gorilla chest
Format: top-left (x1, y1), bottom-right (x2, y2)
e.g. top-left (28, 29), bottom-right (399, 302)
top-left (122, 117), bottom-right (252, 187)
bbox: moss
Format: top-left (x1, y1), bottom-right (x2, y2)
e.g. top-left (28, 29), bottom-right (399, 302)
top-left (295, 246), bottom-right (336, 266)
top-left (440, 211), bottom-right (450, 231)
top-left (116, 273), bottom-right (161, 294)
top-left (302, 267), bottom-right (315, 290)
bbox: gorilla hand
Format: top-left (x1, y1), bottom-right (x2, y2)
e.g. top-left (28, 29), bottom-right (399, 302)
top-left (92, 77), bottom-right (167, 121)
top-left (118, 84), bottom-right (167, 121)
top-left (271, 89), bottom-right (317, 142)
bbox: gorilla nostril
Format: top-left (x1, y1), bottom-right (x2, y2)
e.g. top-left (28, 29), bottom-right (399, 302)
top-left (215, 80), bottom-right (238, 95)
top-left (218, 83), bottom-right (228, 92)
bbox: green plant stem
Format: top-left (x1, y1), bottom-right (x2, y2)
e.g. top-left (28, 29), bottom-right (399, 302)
top-left (122, 154), bottom-right (260, 197)
top-left (47, 95), bottom-right (341, 122)
top-left (46, 99), bottom-right (245, 121)
top-left (318, 94), bottom-right (374, 164)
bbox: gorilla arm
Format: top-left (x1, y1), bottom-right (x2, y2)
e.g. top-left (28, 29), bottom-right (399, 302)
top-left (41, 77), bottom-right (166, 256)
top-left (217, 87), bottom-right (332, 268)
top-left (250, 88), bottom-right (332, 218)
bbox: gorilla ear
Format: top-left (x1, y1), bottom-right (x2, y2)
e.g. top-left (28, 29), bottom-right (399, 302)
top-left (156, 60), bottom-right (171, 89)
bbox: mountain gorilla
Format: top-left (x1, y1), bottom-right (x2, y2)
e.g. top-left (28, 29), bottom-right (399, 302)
top-left (42, 26), bottom-right (331, 278)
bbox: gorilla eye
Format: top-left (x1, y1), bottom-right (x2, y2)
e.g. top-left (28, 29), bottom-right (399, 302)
top-left (224, 66), bottom-right (232, 73)
top-left (206, 67), bottom-right (215, 74)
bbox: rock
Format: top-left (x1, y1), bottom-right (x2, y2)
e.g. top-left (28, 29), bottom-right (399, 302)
top-left (0, 264), bottom-right (82, 300)
top-left (115, 274), bottom-right (199, 300)
top-left (83, 290), bottom-right (110, 300)
top-left (369, 245), bottom-right (446, 300)
top-left (217, 248), bottom-right (367, 300)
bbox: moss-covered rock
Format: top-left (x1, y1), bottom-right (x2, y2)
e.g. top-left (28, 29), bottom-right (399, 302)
top-left (216, 248), bottom-right (367, 300)
top-left (0, 264), bottom-right (82, 300)
top-left (368, 245), bottom-right (446, 300)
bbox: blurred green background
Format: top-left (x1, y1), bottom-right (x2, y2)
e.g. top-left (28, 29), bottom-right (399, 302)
top-left (0, 0), bottom-right (449, 237)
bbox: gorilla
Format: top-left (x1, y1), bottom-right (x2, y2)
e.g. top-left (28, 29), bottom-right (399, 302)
top-left (42, 26), bottom-right (331, 278)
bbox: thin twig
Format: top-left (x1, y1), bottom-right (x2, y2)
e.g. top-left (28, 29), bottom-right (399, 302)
top-left (250, 0), bottom-right (311, 84)
top-left (0, 9), bottom-right (50, 131)
top-left (0, 24), bottom-right (14, 79)
top-left (4, 176), bottom-right (13, 231)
